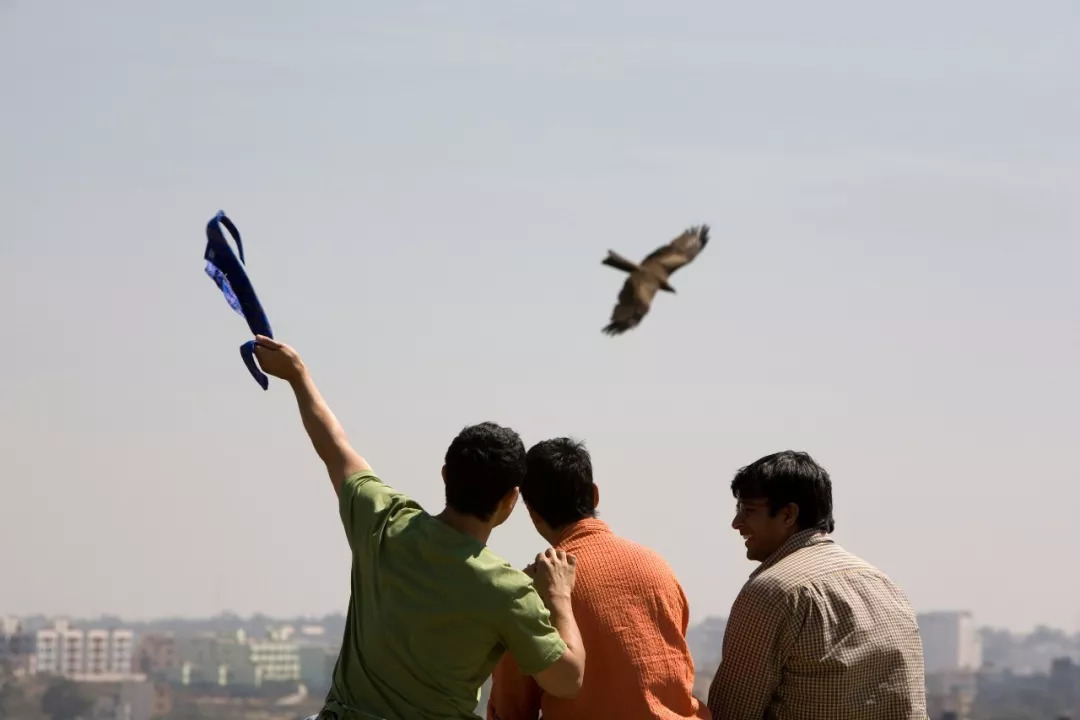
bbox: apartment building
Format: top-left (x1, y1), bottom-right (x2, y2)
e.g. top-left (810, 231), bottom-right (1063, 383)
top-left (918, 611), bottom-right (982, 673)
top-left (33, 619), bottom-right (138, 679)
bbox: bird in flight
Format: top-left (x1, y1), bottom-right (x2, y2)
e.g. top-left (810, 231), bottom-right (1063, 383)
top-left (601, 224), bottom-right (710, 335)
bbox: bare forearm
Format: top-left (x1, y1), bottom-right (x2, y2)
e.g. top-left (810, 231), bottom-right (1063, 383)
top-left (546, 596), bottom-right (586, 692)
top-left (549, 597), bottom-right (584, 654)
top-left (288, 370), bottom-right (369, 494)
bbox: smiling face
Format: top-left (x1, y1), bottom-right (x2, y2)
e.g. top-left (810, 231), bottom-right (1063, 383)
top-left (731, 497), bottom-right (800, 562)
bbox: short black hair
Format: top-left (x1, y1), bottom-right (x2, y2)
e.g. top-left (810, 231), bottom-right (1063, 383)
top-left (520, 437), bottom-right (597, 529)
top-left (443, 421), bottom-right (527, 521)
top-left (731, 450), bottom-right (835, 533)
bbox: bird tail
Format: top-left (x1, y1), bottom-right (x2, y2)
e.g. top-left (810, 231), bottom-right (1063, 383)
top-left (602, 250), bottom-right (640, 274)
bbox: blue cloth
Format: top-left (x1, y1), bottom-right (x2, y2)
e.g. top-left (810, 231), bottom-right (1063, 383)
top-left (203, 210), bottom-right (274, 389)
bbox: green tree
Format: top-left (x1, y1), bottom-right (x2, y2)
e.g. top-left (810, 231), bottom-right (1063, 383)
top-left (40, 678), bottom-right (91, 720)
top-left (0, 661), bottom-right (17, 715)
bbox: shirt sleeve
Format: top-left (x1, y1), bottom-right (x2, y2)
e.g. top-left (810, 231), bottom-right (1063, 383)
top-left (487, 651), bottom-right (542, 720)
top-left (497, 576), bottom-right (568, 677)
top-left (337, 470), bottom-right (412, 553)
top-left (707, 578), bottom-right (798, 720)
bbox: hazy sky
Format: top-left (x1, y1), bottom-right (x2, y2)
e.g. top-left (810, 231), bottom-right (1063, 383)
top-left (2, 1), bottom-right (1077, 633)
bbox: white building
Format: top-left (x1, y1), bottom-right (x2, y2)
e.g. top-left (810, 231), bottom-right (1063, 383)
top-left (87, 630), bottom-right (110, 675)
top-left (60, 624), bottom-right (85, 676)
top-left (33, 620), bottom-right (138, 679)
top-left (34, 626), bottom-right (60, 674)
top-left (917, 611), bottom-right (982, 673)
top-left (110, 629), bottom-right (135, 674)
top-left (170, 628), bottom-right (301, 688)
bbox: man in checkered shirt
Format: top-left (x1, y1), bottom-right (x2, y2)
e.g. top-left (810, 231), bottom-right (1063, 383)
top-left (707, 451), bottom-right (927, 720)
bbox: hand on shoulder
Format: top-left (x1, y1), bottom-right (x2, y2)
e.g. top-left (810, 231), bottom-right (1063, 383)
top-left (530, 547), bottom-right (577, 605)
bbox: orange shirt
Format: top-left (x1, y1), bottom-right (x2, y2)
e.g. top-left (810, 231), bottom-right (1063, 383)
top-left (488, 519), bottom-right (710, 720)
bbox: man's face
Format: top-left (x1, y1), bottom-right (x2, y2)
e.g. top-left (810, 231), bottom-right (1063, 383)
top-left (731, 496), bottom-right (798, 562)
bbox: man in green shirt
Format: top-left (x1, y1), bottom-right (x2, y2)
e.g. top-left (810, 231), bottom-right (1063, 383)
top-left (252, 335), bottom-right (586, 720)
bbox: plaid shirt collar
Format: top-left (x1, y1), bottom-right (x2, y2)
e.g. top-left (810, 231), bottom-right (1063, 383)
top-left (749, 528), bottom-right (833, 579)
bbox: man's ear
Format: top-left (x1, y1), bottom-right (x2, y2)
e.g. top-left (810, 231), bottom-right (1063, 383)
top-left (441, 464), bottom-right (447, 484)
top-left (490, 487), bottom-right (520, 528)
top-left (781, 502), bottom-right (800, 529)
top-left (592, 484), bottom-right (600, 510)
top-left (499, 487), bottom-right (519, 518)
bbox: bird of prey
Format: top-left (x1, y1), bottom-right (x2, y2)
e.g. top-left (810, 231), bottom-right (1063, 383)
top-left (601, 224), bottom-right (709, 335)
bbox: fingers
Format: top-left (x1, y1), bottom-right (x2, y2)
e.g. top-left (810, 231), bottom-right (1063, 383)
top-left (254, 335), bottom-right (283, 349)
top-left (534, 548), bottom-right (575, 567)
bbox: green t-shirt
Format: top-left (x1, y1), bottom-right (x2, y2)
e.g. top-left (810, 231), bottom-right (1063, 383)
top-left (323, 470), bottom-right (567, 720)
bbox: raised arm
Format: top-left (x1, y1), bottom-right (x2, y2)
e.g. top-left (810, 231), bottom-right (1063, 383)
top-left (252, 335), bottom-right (370, 496)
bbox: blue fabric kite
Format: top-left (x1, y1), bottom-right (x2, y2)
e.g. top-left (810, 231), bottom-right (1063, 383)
top-left (203, 210), bottom-right (274, 390)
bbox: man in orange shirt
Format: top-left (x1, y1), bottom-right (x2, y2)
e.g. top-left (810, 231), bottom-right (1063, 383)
top-left (488, 437), bottom-right (710, 720)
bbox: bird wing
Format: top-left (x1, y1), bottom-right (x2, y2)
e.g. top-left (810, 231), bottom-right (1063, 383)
top-left (603, 272), bottom-right (662, 335)
top-left (640, 225), bottom-right (710, 275)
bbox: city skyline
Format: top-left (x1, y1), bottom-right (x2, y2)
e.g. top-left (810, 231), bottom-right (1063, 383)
top-left (5, 611), bottom-right (1077, 719)
top-left (6, 607), bottom-right (1079, 638)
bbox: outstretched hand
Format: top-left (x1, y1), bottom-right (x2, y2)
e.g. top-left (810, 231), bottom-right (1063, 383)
top-left (252, 335), bottom-right (306, 383)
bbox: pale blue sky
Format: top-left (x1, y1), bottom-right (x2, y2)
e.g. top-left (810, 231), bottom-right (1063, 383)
top-left (1, 1), bottom-right (1077, 632)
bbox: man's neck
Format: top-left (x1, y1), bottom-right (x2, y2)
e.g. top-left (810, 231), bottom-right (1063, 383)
top-left (754, 528), bottom-right (829, 573)
top-left (537, 525), bottom-right (563, 547)
top-left (538, 518), bottom-right (589, 547)
top-left (435, 507), bottom-right (492, 545)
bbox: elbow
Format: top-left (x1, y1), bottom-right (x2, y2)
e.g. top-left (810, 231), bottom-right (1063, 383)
top-left (533, 645), bottom-right (585, 699)
top-left (548, 655), bottom-right (585, 699)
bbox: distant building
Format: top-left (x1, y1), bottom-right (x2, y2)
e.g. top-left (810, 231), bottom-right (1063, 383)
top-left (300, 625), bottom-right (328, 641)
top-left (119, 680), bottom-right (173, 720)
top-left (135, 632), bottom-right (177, 676)
top-left (686, 616), bottom-right (727, 672)
top-left (170, 627), bottom-right (301, 688)
top-left (918, 611), bottom-right (982, 673)
top-left (686, 616), bottom-right (727, 699)
top-left (32, 619), bottom-right (139, 680)
top-left (299, 645), bottom-right (336, 688)
top-left (0, 616), bottom-right (35, 673)
top-left (975, 661), bottom-right (1079, 720)
top-left (0, 617), bottom-right (35, 656)
top-left (82, 680), bottom-right (170, 720)
top-left (1049, 657), bottom-right (1080, 713)
top-left (925, 670), bottom-right (977, 720)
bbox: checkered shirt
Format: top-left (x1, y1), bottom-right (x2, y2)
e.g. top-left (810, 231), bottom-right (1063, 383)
top-left (707, 530), bottom-right (927, 720)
